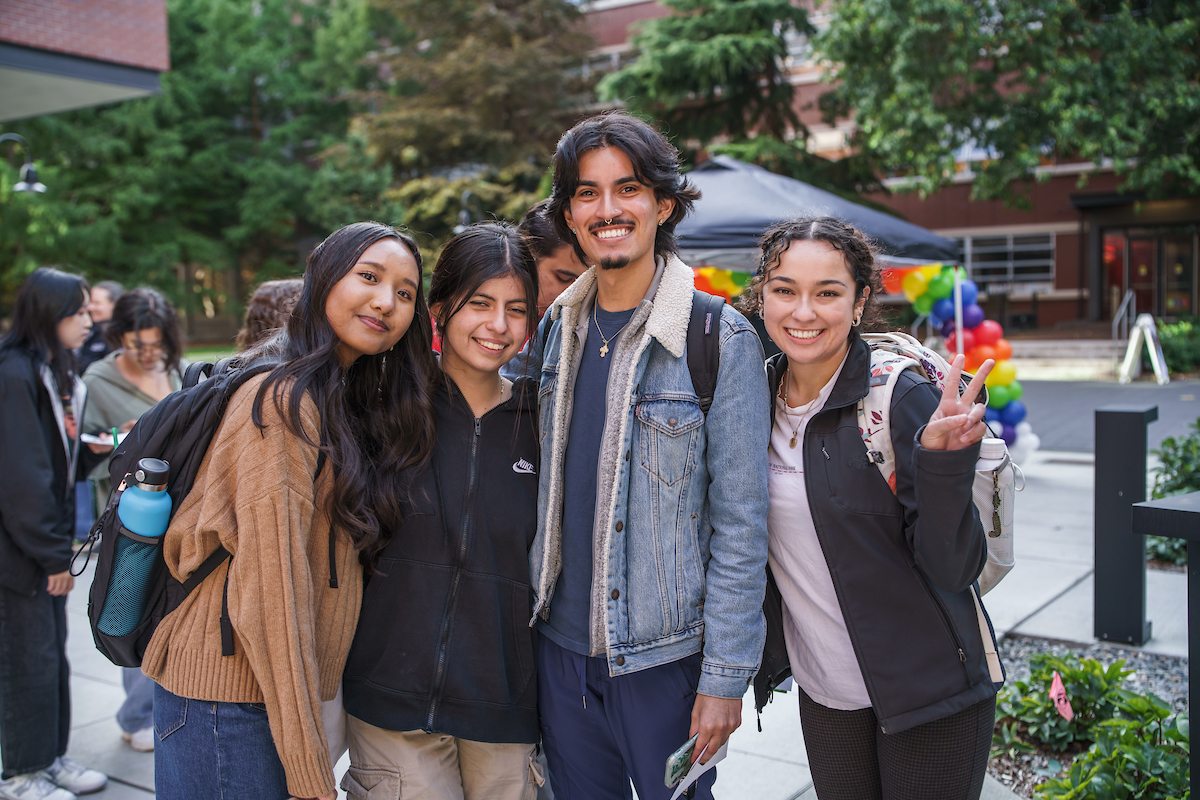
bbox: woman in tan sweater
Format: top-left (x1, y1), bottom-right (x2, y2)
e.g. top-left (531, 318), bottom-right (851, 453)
top-left (142, 222), bottom-right (439, 800)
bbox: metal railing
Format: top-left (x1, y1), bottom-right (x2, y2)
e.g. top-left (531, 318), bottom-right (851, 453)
top-left (1111, 289), bottom-right (1136, 361)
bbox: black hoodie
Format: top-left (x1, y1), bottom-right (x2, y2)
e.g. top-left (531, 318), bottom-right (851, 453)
top-left (342, 376), bottom-right (540, 743)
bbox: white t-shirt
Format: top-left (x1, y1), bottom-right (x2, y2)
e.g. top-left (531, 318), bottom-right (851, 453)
top-left (767, 354), bottom-right (872, 711)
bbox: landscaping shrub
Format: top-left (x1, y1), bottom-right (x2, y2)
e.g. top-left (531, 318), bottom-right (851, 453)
top-left (1148, 418), bottom-right (1200, 565)
top-left (1157, 317), bottom-right (1200, 375)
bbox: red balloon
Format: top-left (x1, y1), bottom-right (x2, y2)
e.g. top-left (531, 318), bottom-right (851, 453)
top-left (947, 329), bottom-right (976, 355)
top-left (974, 319), bottom-right (1004, 346)
top-left (965, 344), bottom-right (997, 372)
top-left (882, 268), bottom-right (906, 295)
top-left (992, 338), bottom-right (1013, 361)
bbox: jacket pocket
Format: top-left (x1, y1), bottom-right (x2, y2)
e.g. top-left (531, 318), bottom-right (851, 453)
top-left (444, 575), bottom-right (535, 706)
top-left (636, 399), bottom-right (703, 486)
top-left (820, 431), bottom-right (899, 516)
top-left (538, 365), bottom-right (558, 443)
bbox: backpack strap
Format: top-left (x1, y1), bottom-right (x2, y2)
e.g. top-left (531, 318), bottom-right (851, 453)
top-left (182, 361), bottom-right (214, 390)
top-left (856, 349), bottom-right (923, 495)
top-left (687, 290), bottom-right (725, 416)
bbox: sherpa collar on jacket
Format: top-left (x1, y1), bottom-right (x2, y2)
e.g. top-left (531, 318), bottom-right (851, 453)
top-left (548, 253), bottom-right (696, 359)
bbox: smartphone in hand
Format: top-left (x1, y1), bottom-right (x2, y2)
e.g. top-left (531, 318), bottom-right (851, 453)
top-left (665, 733), bottom-right (699, 787)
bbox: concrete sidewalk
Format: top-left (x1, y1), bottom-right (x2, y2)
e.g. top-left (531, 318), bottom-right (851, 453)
top-left (11, 408), bottom-right (1195, 799)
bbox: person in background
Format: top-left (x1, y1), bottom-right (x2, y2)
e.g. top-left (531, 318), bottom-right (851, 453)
top-left (77, 281), bottom-right (124, 374)
top-left (142, 222), bottom-right (439, 800)
top-left (237, 278), bottom-right (304, 351)
top-left (342, 222), bottom-right (542, 800)
top-left (0, 267), bottom-right (108, 800)
top-left (80, 287), bottom-right (186, 755)
top-left (744, 217), bottom-right (997, 800)
top-left (72, 281), bottom-right (125, 541)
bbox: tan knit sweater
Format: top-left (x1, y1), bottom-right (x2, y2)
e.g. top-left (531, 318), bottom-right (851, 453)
top-left (142, 375), bottom-right (362, 798)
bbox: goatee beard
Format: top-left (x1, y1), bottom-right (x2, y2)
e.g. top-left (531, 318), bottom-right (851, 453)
top-left (599, 255), bottom-right (630, 270)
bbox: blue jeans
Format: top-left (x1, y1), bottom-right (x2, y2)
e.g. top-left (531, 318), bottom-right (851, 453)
top-left (117, 668), bottom-right (154, 734)
top-left (0, 584), bottom-right (70, 778)
top-left (153, 684), bottom-right (290, 800)
top-left (537, 633), bottom-right (715, 800)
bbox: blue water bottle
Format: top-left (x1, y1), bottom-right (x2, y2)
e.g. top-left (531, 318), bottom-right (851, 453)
top-left (96, 458), bottom-right (173, 637)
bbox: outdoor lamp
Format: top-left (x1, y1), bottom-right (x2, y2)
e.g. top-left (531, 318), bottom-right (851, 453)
top-left (0, 133), bottom-right (47, 193)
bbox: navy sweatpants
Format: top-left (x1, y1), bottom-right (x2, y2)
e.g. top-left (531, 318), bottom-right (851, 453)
top-left (537, 632), bottom-right (716, 800)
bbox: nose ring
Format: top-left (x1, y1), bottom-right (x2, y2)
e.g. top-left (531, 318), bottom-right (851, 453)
top-left (605, 218), bottom-right (612, 225)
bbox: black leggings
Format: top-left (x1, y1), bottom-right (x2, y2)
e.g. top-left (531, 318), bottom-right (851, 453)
top-left (798, 688), bottom-right (995, 800)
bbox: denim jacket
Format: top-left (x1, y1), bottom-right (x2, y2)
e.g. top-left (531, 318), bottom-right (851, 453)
top-left (528, 254), bottom-right (771, 699)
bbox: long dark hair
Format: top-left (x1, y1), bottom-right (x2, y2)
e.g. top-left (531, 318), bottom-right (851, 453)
top-left (428, 222), bottom-right (539, 364)
top-left (246, 222), bottom-right (439, 565)
top-left (0, 267), bottom-right (89, 394)
top-left (236, 278), bottom-right (304, 351)
top-left (548, 111), bottom-right (701, 266)
top-left (105, 287), bottom-right (186, 374)
top-left (740, 216), bottom-right (884, 331)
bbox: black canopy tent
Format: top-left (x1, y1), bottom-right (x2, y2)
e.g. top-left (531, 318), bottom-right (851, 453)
top-left (676, 156), bottom-right (960, 270)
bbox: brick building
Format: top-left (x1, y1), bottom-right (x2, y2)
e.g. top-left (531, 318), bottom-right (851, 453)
top-left (581, 0), bottom-right (1200, 330)
top-left (0, 0), bottom-right (169, 123)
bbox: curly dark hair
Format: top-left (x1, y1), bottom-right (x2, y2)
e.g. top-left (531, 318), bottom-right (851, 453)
top-left (548, 111), bottom-right (701, 266)
top-left (105, 287), bottom-right (185, 374)
top-left (237, 278), bottom-right (304, 351)
top-left (738, 216), bottom-right (885, 331)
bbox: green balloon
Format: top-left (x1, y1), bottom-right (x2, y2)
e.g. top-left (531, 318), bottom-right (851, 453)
top-left (1008, 380), bottom-right (1023, 401)
top-left (914, 293), bottom-right (934, 315)
top-left (987, 384), bottom-right (1012, 409)
top-left (926, 272), bottom-right (954, 300)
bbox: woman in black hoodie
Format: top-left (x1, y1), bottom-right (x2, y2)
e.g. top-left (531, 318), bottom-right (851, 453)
top-left (342, 222), bottom-right (543, 800)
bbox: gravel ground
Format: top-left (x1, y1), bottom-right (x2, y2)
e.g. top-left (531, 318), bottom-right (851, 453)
top-left (987, 634), bottom-right (1189, 798)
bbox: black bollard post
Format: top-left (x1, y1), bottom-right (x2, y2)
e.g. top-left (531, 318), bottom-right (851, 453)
top-left (1094, 405), bottom-right (1158, 645)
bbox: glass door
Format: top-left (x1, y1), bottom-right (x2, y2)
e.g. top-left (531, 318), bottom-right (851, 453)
top-left (1102, 233), bottom-right (1126, 319)
top-left (1163, 235), bottom-right (1194, 315)
top-left (1129, 238), bottom-right (1157, 316)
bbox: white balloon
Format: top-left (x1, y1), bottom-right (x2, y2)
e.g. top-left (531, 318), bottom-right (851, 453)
top-left (1016, 421), bottom-right (1033, 437)
top-left (1025, 433), bottom-right (1041, 452)
top-left (1009, 444), bottom-right (1031, 465)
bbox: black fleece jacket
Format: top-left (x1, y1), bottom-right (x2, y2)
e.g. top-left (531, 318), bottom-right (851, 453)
top-left (753, 331), bottom-right (997, 734)
top-left (343, 376), bottom-right (540, 744)
top-left (0, 348), bottom-right (100, 596)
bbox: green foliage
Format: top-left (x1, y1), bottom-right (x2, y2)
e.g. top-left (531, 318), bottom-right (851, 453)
top-left (817, 0), bottom-right (1200, 205)
top-left (1152, 418), bottom-right (1200, 500)
top-left (598, 0), bottom-right (811, 147)
top-left (1158, 318), bottom-right (1200, 374)
top-left (1147, 536), bottom-right (1188, 566)
top-left (1035, 696), bottom-right (1189, 800)
top-left (997, 654), bottom-right (1134, 750)
top-left (993, 720), bottom-right (1037, 760)
top-left (0, 0), bottom-right (394, 317)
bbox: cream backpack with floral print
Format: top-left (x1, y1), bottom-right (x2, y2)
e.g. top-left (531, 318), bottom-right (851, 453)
top-left (855, 332), bottom-right (1016, 682)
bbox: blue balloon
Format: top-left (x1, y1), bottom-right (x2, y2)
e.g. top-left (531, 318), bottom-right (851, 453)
top-left (928, 311), bottom-right (943, 329)
top-left (932, 297), bottom-right (956, 321)
top-left (940, 318), bottom-right (957, 338)
top-left (985, 408), bottom-right (1001, 423)
top-left (1000, 400), bottom-right (1027, 426)
top-left (1000, 423), bottom-right (1017, 446)
top-left (962, 303), bottom-right (986, 330)
top-left (959, 280), bottom-right (979, 307)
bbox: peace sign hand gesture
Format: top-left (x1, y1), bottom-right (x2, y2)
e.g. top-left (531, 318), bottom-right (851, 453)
top-left (919, 354), bottom-right (994, 452)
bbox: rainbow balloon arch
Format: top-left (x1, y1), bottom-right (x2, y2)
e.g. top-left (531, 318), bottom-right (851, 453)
top-left (692, 264), bottom-right (1040, 462)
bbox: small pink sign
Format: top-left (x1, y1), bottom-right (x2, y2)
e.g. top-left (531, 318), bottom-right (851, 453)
top-left (1049, 671), bottom-right (1074, 722)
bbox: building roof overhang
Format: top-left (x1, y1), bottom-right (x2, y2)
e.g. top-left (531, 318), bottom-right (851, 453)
top-left (0, 42), bottom-right (161, 123)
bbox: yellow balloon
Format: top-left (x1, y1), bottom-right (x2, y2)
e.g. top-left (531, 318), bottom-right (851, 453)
top-left (985, 359), bottom-right (1017, 387)
top-left (920, 264), bottom-right (943, 280)
top-left (902, 270), bottom-right (930, 302)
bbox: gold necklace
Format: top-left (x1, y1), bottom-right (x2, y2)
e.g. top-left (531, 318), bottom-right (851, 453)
top-left (592, 304), bottom-right (624, 358)
top-left (780, 371), bottom-right (817, 449)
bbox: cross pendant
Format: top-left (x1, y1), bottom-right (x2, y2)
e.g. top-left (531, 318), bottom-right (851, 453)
top-left (600, 344), bottom-right (609, 358)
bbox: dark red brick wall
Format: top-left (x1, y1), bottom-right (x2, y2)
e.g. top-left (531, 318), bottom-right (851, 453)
top-left (0, 0), bottom-right (169, 72)
top-left (588, 1), bottom-right (671, 49)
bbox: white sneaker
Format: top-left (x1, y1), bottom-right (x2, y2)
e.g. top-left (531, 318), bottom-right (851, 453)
top-left (0, 772), bottom-right (75, 800)
top-left (121, 727), bottom-right (155, 752)
top-left (40, 758), bottom-right (105, 795)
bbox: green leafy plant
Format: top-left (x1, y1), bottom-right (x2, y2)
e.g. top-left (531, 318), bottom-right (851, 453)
top-left (1147, 536), bottom-right (1188, 566)
top-left (1158, 318), bottom-right (1200, 375)
top-left (1034, 694), bottom-right (1189, 800)
top-left (1152, 419), bottom-right (1200, 501)
top-left (997, 654), bottom-right (1134, 751)
top-left (993, 720), bottom-right (1037, 760)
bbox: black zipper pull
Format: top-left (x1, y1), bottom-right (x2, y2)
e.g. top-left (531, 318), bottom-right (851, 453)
top-left (958, 648), bottom-right (966, 661)
top-left (822, 446), bottom-right (831, 460)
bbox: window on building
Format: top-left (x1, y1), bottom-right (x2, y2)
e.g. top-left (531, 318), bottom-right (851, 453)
top-left (955, 233), bottom-right (1055, 285)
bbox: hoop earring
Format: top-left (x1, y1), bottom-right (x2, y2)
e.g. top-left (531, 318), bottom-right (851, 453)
top-left (852, 313), bottom-right (863, 327)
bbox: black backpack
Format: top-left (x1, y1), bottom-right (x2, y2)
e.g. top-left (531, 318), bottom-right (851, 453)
top-left (541, 289), bottom-right (726, 414)
top-left (77, 358), bottom-right (284, 667)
